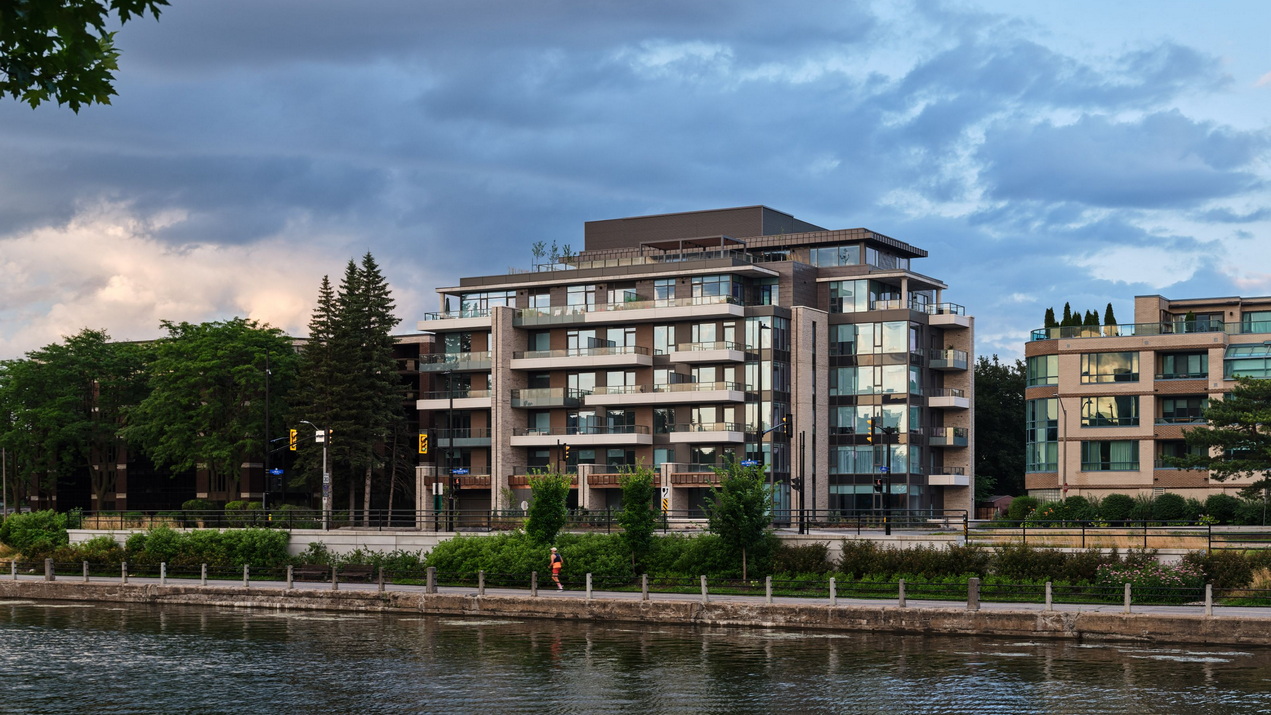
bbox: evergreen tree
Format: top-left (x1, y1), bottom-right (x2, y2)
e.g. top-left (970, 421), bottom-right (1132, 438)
top-left (1043, 307), bottom-right (1057, 329)
top-left (1084, 310), bottom-right (1099, 327)
top-left (289, 276), bottom-right (347, 502)
top-left (1061, 302), bottom-right (1072, 326)
top-left (1103, 302), bottom-right (1117, 326)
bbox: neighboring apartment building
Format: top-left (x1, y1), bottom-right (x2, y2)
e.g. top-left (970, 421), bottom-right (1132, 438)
top-left (1024, 294), bottom-right (1271, 501)
top-left (414, 206), bottom-right (975, 521)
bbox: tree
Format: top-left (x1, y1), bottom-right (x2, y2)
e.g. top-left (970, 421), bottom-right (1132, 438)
top-left (1171, 378), bottom-right (1271, 505)
top-left (289, 276), bottom-right (346, 501)
top-left (974, 355), bottom-right (1026, 496)
top-left (1103, 303), bottom-right (1117, 326)
top-left (705, 460), bottom-right (772, 580)
top-left (1, 0), bottom-right (167, 112)
top-left (123, 319), bottom-right (298, 501)
top-left (1043, 307), bottom-right (1057, 329)
top-left (617, 465), bottom-right (658, 570)
top-left (1061, 303), bottom-right (1073, 326)
top-left (526, 470), bottom-right (571, 544)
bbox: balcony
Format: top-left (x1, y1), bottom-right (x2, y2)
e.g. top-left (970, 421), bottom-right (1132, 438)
top-left (417, 308), bottom-right (493, 332)
top-left (419, 352), bottom-right (493, 372)
top-left (510, 387), bottom-right (588, 408)
top-left (928, 465), bottom-right (969, 486)
top-left (927, 388), bottom-right (969, 409)
top-left (1030, 320), bottom-right (1228, 342)
top-left (417, 389), bottom-right (493, 411)
top-left (435, 428), bottom-right (492, 448)
top-left (513, 295), bottom-right (745, 327)
top-left (510, 425), bottom-right (652, 447)
top-left (929, 349), bottom-right (968, 371)
top-left (923, 302), bottom-right (972, 329)
top-left (668, 341), bottom-right (747, 363)
top-left (1155, 372), bottom-right (1207, 381)
top-left (585, 381), bottom-right (746, 406)
top-left (511, 345), bottom-right (652, 371)
top-left (929, 427), bottom-right (968, 448)
top-left (667, 421), bottom-right (746, 443)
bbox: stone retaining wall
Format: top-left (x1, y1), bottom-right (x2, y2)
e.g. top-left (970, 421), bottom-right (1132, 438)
top-left (4, 580), bottom-right (1270, 647)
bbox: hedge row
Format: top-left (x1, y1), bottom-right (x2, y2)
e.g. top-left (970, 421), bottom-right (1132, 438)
top-left (1006, 492), bottom-right (1271, 526)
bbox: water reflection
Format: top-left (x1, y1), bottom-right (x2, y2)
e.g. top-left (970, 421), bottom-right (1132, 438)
top-left (1, 599), bottom-right (1270, 713)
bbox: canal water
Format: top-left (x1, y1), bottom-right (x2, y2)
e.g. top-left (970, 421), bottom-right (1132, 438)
top-left (3, 599), bottom-right (1271, 714)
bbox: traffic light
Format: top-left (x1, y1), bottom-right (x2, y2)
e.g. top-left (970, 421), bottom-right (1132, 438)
top-left (781, 414), bottom-right (793, 438)
top-left (563, 444), bottom-right (571, 462)
top-left (873, 479), bottom-right (883, 493)
top-left (419, 432), bottom-right (429, 455)
top-left (866, 418), bottom-right (876, 443)
top-left (289, 428), bottom-right (297, 451)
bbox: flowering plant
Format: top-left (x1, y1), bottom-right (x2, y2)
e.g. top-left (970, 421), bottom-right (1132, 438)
top-left (1095, 561), bottom-right (1204, 592)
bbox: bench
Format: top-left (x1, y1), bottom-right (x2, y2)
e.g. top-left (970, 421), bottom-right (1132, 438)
top-left (337, 565), bottom-right (376, 583)
top-left (293, 564), bottom-right (331, 582)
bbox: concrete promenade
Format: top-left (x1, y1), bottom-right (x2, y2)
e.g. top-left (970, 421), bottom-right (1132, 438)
top-left (5, 570), bottom-right (1271, 647)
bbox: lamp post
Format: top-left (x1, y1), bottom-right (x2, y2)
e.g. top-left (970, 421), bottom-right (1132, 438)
top-left (444, 369), bottom-right (455, 531)
top-left (299, 420), bottom-right (330, 530)
top-left (1058, 397), bottom-right (1069, 498)
top-left (881, 425), bottom-right (897, 536)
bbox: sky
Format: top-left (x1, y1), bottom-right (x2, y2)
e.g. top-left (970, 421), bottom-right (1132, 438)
top-left (1, 0), bottom-right (1268, 361)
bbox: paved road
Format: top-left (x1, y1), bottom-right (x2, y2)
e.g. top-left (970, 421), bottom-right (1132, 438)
top-left (7, 570), bottom-right (1270, 620)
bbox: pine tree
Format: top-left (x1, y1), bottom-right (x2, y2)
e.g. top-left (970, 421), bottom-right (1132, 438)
top-left (1061, 302), bottom-right (1072, 326)
top-left (1084, 310), bottom-right (1099, 326)
top-left (1103, 302), bottom-right (1117, 326)
top-left (1043, 307), bottom-right (1057, 329)
top-left (289, 276), bottom-right (346, 501)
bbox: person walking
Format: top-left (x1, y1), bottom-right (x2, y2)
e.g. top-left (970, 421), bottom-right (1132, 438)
top-left (550, 547), bottom-right (564, 590)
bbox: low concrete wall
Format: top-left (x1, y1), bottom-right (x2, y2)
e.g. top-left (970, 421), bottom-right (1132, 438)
top-left (70, 529), bottom-right (455, 557)
top-left (4, 580), bottom-right (1270, 647)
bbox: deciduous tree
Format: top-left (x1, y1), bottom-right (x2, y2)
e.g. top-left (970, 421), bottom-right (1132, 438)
top-left (974, 355), bottom-right (1026, 496)
top-left (705, 460), bottom-right (772, 580)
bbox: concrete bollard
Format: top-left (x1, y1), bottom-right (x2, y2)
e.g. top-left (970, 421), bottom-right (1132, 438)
top-left (700, 575), bottom-right (709, 604)
top-left (967, 577), bottom-right (980, 611)
top-left (829, 577), bottom-right (837, 607)
top-left (1124, 583), bottom-right (1132, 613)
top-left (11, 561), bottom-right (16, 580)
top-left (899, 579), bottom-right (906, 608)
top-left (641, 574), bottom-right (649, 602)
top-left (243, 564), bottom-right (250, 588)
top-left (122, 562), bottom-right (129, 585)
top-left (83, 561), bottom-right (89, 584)
top-left (531, 571), bottom-right (538, 597)
top-left (586, 573), bottom-right (593, 601)
top-left (201, 564), bottom-right (207, 587)
top-left (44, 558), bottom-right (53, 582)
top-left (478, 570), bottom-right (485, 597)
top-left (160, 563), bottom-right (167, 587)
top-left (286, 565), bottom-right (294, 590)
top-left (1045, 582), bottom-right (1053, 611)
top-left (331, 566), bottom-right (339, 591)
top-left (427, 567), bottom-right (437, 594)
top-left (1206, 583), bottom-right (1213, 617)
top-left (378, 567), bottom-right (385, 593)
top-left (765, 576), bottom-right (772, 605)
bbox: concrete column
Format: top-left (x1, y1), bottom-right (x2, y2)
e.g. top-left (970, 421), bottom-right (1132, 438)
top-left (829, 577), bottom-right (837, 607)
top-left (201, 563), bottom-right (207, 586)
top-left (765, 576), bottom-right (772, 604)
top-left (1206, 583), bottom-right (1213, 617)
top-left (586, 573), bottom-right (593, 601)
top-left (641, 574), bottom-right (649, 601)
top-left (122, 562), bottom-right (128, 584)
top-left (286, 565), bottom-right (293, 590)
top-left (898, 579), bottom-right (906, 608)
top-left (331, 566), bottom-right (339, 591)
top-left (378, 567), bottom-right (385, 593)
top-left (44, 558), bottom-right (53, 582)
top-left (10, 561), bottom-right (16, 580)
top-left (967, 577), bottom-right (980, 611)
top-left (427, 567), bottom-right (437, 594)
top-left (530, 570), bottom-right (537, 597)
top-left (160, 562), bottom-right (167, 586)
top-left (1045, 582), bottom-right (1053, 611)
top-left (478, 570), bottom-right (486, 597)
top-left (82, 561), bottom-right (89, 584)
top-left (243, 564), bottom-right (250, 588)
top-left (1123, 583), bottom-right (1132, 613)
top-left (700, 575), bottom-right (709, 604)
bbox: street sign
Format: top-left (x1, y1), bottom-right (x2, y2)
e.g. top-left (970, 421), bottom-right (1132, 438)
top-left (520, 500), bottom-right (529, 511)
top-left (322, 472), bottom-right (331, 484)
top-left (740, 459), bottom-right (759, 467)
top-left (878, 466), bottom-right (889, 473)
top-left (451, 468), bottom-right (470, 475)
top-left (267, 468), bottom-right (284, 476)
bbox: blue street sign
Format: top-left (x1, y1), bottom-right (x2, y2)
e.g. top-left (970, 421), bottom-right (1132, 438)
top-left (740, 460), bottom-right (759, 467)
top-left (267, 468), bottom-right (284, 475)
top-left (451, 468), bottom-right (470, 475)
top-left (878, 466), bottom-right (889, 473)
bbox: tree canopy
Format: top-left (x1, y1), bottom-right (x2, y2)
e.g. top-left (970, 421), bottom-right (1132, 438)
top-left (1, 0), bottom-right (168, 112)
top-left (974, 355), bottom-right (1026, 496)
top-left (705, 460), bottom-right (772, 580)
top-left (1171, 377), bottom-right (1271, 494)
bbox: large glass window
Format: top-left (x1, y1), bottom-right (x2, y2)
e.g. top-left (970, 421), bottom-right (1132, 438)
top-left (1242, 311), bottom-right (1271, 334)
top-left (1158, 351), bottom-right (1207, 379)
top-left (1226, 344), bottom-right (1271, 379)
top-left (567, 284), bottom-right (598, 311)
top-left (811, 245), bottom-right (861, 267)
top-left (691, 275), bottom-right (739, 300)
top-left (1080, 352), bottom-right (1138, 383)
top-left (1159, 396), bottom-right (1207, 424)
top-left (1025, 398), bottom-right (1058, 472)
top-left (451, 290), bottom-right (514, 314)
top-left (1027, 355), bottom-right (1059, 386)
top-left (1081, 396), bottom-right (1139, 427)
top-left (1081, 441), bottom-right (1139, 471)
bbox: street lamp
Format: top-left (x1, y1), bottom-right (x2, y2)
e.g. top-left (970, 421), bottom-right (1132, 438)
top-left (298, 420), bottom-right (330, 530)
top-left (443, 369), bottom-right (455, 531)
top-left (881, 425), bottom-right (898, 536)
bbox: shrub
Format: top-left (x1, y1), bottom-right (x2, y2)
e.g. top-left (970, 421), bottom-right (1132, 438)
top-left (1233, 499), bottom-right (1267, 526)
top-left (1099, 493), bottom-right (1134, 522)
top-left (275, 504), bottom-right (320, 529)
top-left (993, 544), bottom-right (1070, 582)
top-left (1184, 498), bottom-right (1205, 523)
top-left (1182, 550), bottom-right (1252, 589)
top-left (0, 510), bottom-right (69, 557)
top-left (1005, 496), bottom-right (1038, 522)
top-left (526, 473), bottom-right (570, 545)
top-left (1204, 494), bottom-right (1239, 524)
top-left (1095, 561), bottom-right (1204, 593)
top-left (1128, 494), bottom-right (1154, 521)
top-left (773, 542), bottom-right (831, 575)
top-left (1063, 496), bottom-right (1097, 521)
top-left (1152, 493), bottom-right (1188, 522)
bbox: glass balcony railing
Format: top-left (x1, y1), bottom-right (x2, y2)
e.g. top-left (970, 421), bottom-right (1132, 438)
top-left (513, 425), bottom-right (651, 437)
top-left (514, 295), bottom-right (743, 324)
top-left (671, 422), bottom-right (745, 433)
top-left (422, 308), bottom-right (492, 321)
top-left (928, 388), bottom-right (966, 398)
top-left (419, 352), bottom-right (493, 371)
top-left (513, 346), bottom-right (651, 359)
top-left (1030, 321), bottom-right (1229, 341)
top-left (672, 341), bottom-right (746, 352)
top-left (419, 389), bottom-right (492, 400)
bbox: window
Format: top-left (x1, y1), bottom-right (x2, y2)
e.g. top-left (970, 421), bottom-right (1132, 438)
top-left (1080, 352), bottom-right (1138, 383)
top-left (654, 408), bottom-right (675, 434)
top-left (653, 279), bottom-right (675, 302)
top-left (1225, 344), bottom-right (1271, 379)
top-left (1242, 311), bottom-right (1271, 334)
top-left (1081, 441), bottom-right (1139, 471)
top-left (1159, 396), bottom-right (1207, 424)
top-left (566, 284), bottom-right (598, 311)
top-left (1025, 398), bottom-right (1058, 472)
top-left (528, 331), bottom-right (550, 352)
top-left (1158, 351), bottom-right (1207, 379)
top-left (811, 245), bottom-right (861, 267)
top-left (450, 290), bottom-right (514, 314)
top-left (754, 279), bottom-right (779, 306)
top-left (1081, 396), bottom-right (1138, 427)
top-left (1027, 355), bottom-right (1059, 386)
top-left (528, 290), bottom-right (551, 309)
top-left (444, 333), bottom-right (473, 354)
top-left (828, 280), bottom-right (898, 313)
top-left (1156, 440), bottom-right (1205, 467)
top-left (691, 275), bottom-right (739, 300)
top-left (830, 445), bottom-right (877, 474)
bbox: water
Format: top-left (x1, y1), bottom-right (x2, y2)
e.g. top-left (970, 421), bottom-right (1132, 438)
top-left (3, 599), bottom-right (1271, 714)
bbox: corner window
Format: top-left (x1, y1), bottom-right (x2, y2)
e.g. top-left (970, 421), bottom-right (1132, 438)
top-left (1026, 355), bottom-right (1058, 386)
top-left (1080, 352), bottom-right (1138, 383)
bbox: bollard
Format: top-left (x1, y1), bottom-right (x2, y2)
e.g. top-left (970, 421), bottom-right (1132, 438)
top-left (1205, 583), bottom-right (1213, 617)
top-left (967, 577), bottom-right (980, 611)
top-left (243, 564), bottom-right (250, 588)
top-left (122, 562), bottom-right (129, 585)
top-left (478, 570), bottom-right (486, 597)
top-left (83, 561), bottom-right (89, 584)
top-left (700, 575), bottom-right (709, 605)
top-left (11, 561), bottom-right (16, 580)
top-left (586, 573), bottom-right (593, 601)
top-left (378, 567), bottom-right (385, 593)
top-left (1045, 582), bottom-right (1053, 611)
top-left (44, 558), bottom-right (53, 582)
top-left (201, 564), bottom-right (207, 587)
top-left (531, 571), bottom-right (538, 597)
top-left (286, 565), bottom-right (294, 590)
top-left (1124, 583), bottom-right (1132, 614)
top-left (332, 566), bottom-right (339, 591)
top-left (427, 567), bottom-right (437, 594)
top-left (898, 579), bottom-right (906, 608)
top-left (160, 563), bottom-right (167, 587)
top-left (641, 574), bottom-right (649, 602)
top-left (765, 576), bottom-right (772, 605)
top-left (829, 577), bottom-right (837, 607)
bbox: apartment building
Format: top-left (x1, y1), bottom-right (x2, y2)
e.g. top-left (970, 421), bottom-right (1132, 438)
top-left (415, 206), bottom-right (975, 520)
top-left (1024, 294), bottom-right (1271, 500)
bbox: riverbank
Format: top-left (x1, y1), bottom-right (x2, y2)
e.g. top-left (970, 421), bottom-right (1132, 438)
top-left (4, 577), bottom-right (1271, 647)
